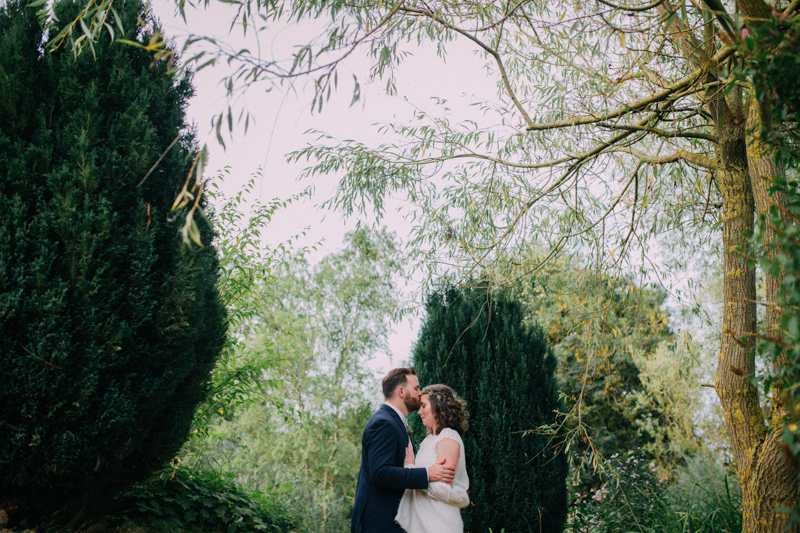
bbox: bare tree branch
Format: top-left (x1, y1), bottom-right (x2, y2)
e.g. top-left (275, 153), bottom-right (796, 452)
top-left (402, 6), bottom-right (535, 129)
top-left (606, 146), bottom-right (720, 169)
top-left (595, 0), bottom-right (668, 13)
top-left (597, 121), bottom-right (718, 142)
top-left (525, 44), bottom-right (735, 131)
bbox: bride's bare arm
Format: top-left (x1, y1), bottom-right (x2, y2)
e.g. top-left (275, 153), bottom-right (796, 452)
top-left (435, 438), bottom-right (460, 484)
top-left (425, 437), bottom-right (469, 507)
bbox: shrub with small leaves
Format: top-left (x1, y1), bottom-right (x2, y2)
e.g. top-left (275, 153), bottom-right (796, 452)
top-left (568, 450), bottom-right (665, 533)
top-left (0, 0), bottom-right (225, 526)
top-left (110, 465), bottom-right (299, 533)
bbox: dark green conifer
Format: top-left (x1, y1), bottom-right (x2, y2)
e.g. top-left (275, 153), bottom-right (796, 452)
top-left (0, 0), bottom-right (226, 526)
top-left (410, 285), bottom-right (568, 533)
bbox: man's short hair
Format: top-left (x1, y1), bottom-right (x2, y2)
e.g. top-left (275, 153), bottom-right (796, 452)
top-left (382, 367), bottom-right (416, 399)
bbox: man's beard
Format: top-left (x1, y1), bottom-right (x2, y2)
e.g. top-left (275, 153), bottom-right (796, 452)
top-left (404, 395), bottom-right (420, 413)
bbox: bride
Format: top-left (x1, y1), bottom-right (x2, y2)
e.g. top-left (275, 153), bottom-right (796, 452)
top-left (395, 384), bottom-right (470, 533)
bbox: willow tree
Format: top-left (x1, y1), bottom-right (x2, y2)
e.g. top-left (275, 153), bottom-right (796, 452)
top-left (289, 4), bottom-right (796, 531)
top-left (51, 0), bottom-right (799, 530)
top-left (287, 2), bottom-right (797, 526)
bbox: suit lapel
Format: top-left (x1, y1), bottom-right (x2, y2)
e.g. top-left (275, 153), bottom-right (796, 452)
top-left (380, 404), bottom-right (407, 437)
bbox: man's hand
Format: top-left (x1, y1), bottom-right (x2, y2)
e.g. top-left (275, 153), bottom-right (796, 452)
top-left (427, 457), bottom-right (455, 484)
top-left (404, 443), bottom-right (415, 467)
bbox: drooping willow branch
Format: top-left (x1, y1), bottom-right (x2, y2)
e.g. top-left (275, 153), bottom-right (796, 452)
top-left (401, 5), bottom-right (535, 129)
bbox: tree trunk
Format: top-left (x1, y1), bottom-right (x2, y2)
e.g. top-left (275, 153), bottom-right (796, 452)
top-left (747, 93), bottom-right (787, 342)
top-left (743, 92), bottom-right (799, 533)
top-left (711, 91), bottom-right (767, 533)
top-left (710, 82), bottom-right (799, 533)
top-left (736, 0), bottom-right (800, 524)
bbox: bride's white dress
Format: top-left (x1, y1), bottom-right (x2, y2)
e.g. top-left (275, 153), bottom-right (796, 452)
top-left (395, 427), bottom-right (470, 533)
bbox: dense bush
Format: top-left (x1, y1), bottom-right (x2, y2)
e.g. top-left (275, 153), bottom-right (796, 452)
top-left (110, 465), bottom-right (298, 533)
top-left (410, 284), bottom-right (568, 533)
top-left (567, 450), bottom-right (742, 533)
top-left (0, 0), bottom-right (226, 526)
top-left (569, 450), bottom-right (665, 533)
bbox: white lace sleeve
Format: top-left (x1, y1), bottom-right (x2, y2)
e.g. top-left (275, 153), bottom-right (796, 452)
top-left (427, 481), bottom-right (470, 508)
top-left (435, 427), bottom-right (463, 446)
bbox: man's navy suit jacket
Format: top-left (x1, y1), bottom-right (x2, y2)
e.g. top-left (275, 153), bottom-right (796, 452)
top-left (351, 404), bottom-right (428, 532)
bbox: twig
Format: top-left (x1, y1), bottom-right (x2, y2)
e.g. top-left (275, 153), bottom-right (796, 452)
top-left (783, 0), bottom-right (800, 18)
top-left (741, 331), bottom-right (787, 346)
top-left (138, 134), bottom-right (181, 187)
top-left (596, 0), bottom-right (667, 13)
top-left (731, 296), bottom-right (784, 310)
top-left (761, 194), bottom-right (800, 224)
top-left (20, 344), bottom-right (62, 370)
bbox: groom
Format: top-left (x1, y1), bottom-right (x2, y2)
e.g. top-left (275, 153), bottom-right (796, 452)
top-left (351, 368), bottom-right (456, 533)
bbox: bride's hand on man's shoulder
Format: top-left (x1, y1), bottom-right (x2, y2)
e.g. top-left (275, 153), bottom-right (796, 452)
top-left (404, 442), bottom-right (415, 467)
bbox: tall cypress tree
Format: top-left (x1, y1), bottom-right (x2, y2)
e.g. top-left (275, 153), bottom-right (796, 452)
top-left (0, 0), bottom-right (226, 526)
top-left (410, 285), bottom-right (568, 533)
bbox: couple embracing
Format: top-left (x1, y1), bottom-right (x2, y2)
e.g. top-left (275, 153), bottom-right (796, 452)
top-left (351, 368), bottom-right (470, 533)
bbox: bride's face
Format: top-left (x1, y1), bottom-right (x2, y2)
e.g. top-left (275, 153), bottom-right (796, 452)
top-left (418, 394), bottom-right (436, 430)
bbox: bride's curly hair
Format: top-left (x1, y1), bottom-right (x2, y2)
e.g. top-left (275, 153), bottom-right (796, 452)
top-left (421, 384), bottom-right (469, 436)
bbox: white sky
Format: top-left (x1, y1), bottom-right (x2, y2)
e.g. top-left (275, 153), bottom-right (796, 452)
top-left (150, 0), bottom-right (498, 375)
top-left (144, 2), bottom-right (730, 441)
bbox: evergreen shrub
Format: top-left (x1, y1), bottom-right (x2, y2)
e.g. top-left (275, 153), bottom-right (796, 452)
top-left (110, 465), bottom-right (299, 533)
top-left (0, 0), bottom-right (226, 526)
top-left (409, 285), bottom-right (568, 533)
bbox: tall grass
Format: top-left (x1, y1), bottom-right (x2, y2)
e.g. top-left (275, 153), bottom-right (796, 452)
top-left (657, 454), bottom-right (742, 533)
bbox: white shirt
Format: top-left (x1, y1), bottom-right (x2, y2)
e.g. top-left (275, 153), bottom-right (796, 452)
top-left (384, 401), bottom-right (410, 431)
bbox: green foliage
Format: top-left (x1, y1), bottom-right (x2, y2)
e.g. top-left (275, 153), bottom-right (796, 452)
top-left (188, 403), bottom-right (371, 533)
top-left (0, 0), bottom-right (225, 526)
top-left (748, 15), bottom-right (800, 166)
top-left (515, 261), bottom-right (672, 483)
top-left (191, 174), bottom-right (313, 434)
top-left (661, 454), bottom-right (742, 533)
top-left (182, 228), bottom-right (404, 533)
top-left (410, 284), bottom-right (568, 533)
top-left (567, 450), bottom-right (741, 533)
top-left (630, 333), bottom-right (731, 475)
top-left (569, 450), bottom-right (665, 533)
top-left (110, 465), bottom-right (298, 533)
